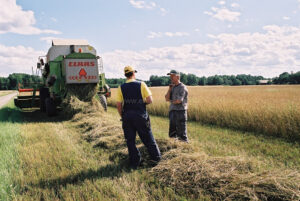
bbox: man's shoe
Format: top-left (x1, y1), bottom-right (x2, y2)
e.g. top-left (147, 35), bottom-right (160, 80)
top-left (148, 159), bottom-right (160, 167)
top-left (130, 158), bottom-right (144, 169)
top-left (169, 135), bottom-right (177, 139)
top-left (178, 138), bottom-right (189, 143)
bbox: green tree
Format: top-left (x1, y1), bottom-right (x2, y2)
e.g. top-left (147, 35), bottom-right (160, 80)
top-left (0, 77), bottom-right (9, 90)
top-left (187, 74), bottom-right (198, 86)
top-left (278, 72), bottom-right (290, 84)
top-left (180, 73), bottom-right (188, 84)
top-left (290, 71), bottom-right (300, 84)
top-left (149, 75), bottom-right (169, 86)
top-left (198, 77), bottom-right (207, 85)
top-left (213, 76), bottom-right (224, 85)
top-left (106, 78), bottom-right (126, 88)
top-left (232, 77), bottom-right (242, 86)
top-left (207, 76), bottom-right (214, 85)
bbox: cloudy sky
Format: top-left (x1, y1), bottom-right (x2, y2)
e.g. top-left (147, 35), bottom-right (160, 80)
top-left (1, 0), bottom-right (300, 80)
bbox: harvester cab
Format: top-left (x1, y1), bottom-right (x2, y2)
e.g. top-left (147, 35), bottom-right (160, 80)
top-left (14, 39), bottom-right (111, 116)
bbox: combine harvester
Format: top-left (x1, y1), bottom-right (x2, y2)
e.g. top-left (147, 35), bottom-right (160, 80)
top-left (14, 39), bottom-right (111, 116)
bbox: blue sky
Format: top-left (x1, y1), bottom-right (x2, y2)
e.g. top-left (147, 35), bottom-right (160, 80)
top-left (1, 0), bottom-right (300, 80)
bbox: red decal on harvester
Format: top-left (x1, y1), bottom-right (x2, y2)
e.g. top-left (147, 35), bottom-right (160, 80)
top-left (79, 68), bottom-right (87, 79)
top-left (68, 62), bottom-right (95, 67)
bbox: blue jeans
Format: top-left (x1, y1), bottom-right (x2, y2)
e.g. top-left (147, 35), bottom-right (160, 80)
top-left (122, 112), bottom-right (161, 168)
top-left (169, 110), bottom-right (188, 141)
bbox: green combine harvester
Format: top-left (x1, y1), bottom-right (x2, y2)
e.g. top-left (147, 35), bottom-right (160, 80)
top-left (14, 39), bottom-right (111, 116)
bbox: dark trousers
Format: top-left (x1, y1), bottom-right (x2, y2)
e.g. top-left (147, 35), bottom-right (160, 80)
top-left (169, 110), bottom-right (188, 141)
top-left (122, 112), bottom-right (161, 168)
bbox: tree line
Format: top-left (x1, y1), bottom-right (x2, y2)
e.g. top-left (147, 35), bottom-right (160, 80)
top-left (148, 74), bottom-right (266, 86)
top-left (106, 71), bottom-right (300, 88)
top-left (1, 71), bottom-right (299, 90)
top-left (0, 73), bottom-right (41, 90)
top-left (272, 71), bottom-right (300, 84)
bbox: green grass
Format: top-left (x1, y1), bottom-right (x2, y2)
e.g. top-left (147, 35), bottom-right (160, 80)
top-left (0, 101), bottom-right (22, 201)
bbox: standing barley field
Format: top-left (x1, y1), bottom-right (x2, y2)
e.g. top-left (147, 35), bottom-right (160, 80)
top-left (108, 85), bottom-right (300, 141)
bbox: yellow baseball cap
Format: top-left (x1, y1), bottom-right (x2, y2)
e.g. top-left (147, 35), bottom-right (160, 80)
top-left (124, 66), bottom-right (137, 74)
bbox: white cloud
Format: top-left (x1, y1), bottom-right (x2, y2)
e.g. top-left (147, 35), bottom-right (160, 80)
top-left (283, 16), bottom-right (290, 20)
top-left (102, 25), bottom-right (300, 80)
top-left (231, 3), bottom-right (240, 8)
top-left (147, 31), bottom-right (189, 39)
top-left (204, 7), bottom-right (241, 22)
top-left (129, 0), bottom-right (167, 15)
top-left (0, 44), bottom-right (45, 76)
top-left (147, 32), bottom-right (163, 39)
top-left (165, 32), bottom-right (189, 37)
top-left (50, 17), bottom-right (57, 22)
top-left (218, 1), bottom-right (226, 5)
top-left (3, 25), bottom-right (300, 81)
top-left (0, 0), bottom-right (61, 35)
top-left (129, 0), bottom-right (156, 9)
top-left (204, 11), bottom-right (213, 16)
top-left (159, 7), bottom-right (168, 16)
top-left (207, 34), bottom-right (216, 39)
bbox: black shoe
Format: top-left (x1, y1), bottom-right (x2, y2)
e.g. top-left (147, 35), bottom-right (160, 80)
top-left (130, 159), bottom-right (144, 169)
top-left (148, 158), bottom-right (160, 167)
top-left (178, 138), bottom-right (189, 143)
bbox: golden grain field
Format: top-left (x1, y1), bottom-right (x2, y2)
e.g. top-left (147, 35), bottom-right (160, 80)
top-left (108, 85), bottom-right (300, 141)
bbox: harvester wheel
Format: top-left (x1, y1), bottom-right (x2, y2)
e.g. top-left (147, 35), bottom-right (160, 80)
top-left (40, 87), bottom-right (49, 112)
top-left (99, 95), bottom-right (107, 111)
top-left (45, 97), bottom-right (56, 116)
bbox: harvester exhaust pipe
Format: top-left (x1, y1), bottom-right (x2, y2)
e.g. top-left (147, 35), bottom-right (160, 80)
top-left (40, 58), bottom-right (44, 66)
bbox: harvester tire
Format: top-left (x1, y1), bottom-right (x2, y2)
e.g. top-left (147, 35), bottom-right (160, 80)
top-left (45, 97), bottom-right (56, 116)
top-left (99, 95), bottom-right (107, 111)
top-left (40, 87), bottom-right (49, 112)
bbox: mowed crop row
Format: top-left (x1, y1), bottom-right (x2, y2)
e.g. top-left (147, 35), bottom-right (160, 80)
top-left (107, 85), bottom-right (300, 141)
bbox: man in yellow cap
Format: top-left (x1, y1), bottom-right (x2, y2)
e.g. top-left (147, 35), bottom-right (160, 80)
top-left (116, 66), bottom-right (161, 169)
